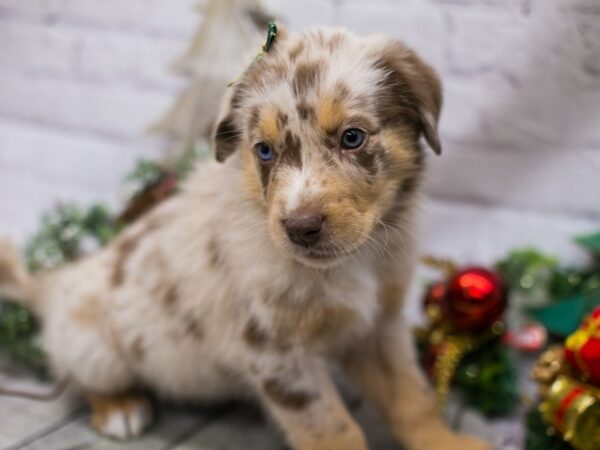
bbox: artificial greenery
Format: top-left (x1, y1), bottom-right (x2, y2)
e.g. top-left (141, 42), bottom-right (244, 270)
top-left (26, 204), bottom-right (118, 273)
top-left (0, 149), bottom-right (200, 376)
top-left (575, 231), bottom-right (600, 257)
top-left (0, 302), bottom-right (47, 378)
top-left (497, 243), bottom-right (600, 338)
top-left (525, 407), bottom-right (573, 450)
top-left (453, 340), bottom-right (519, 417)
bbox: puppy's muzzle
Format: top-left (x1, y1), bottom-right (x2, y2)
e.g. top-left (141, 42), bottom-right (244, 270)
top-left (283, 214), bottom-right (323, 247)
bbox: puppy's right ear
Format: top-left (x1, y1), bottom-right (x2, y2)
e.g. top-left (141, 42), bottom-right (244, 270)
top-left (212, 88), bottom-right (243, 163)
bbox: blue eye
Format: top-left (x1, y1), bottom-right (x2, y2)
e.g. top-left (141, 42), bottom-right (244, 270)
top-left (256, 143), bottom-right (274, 161)
top-left (341, 128), bottom-right (365, 150)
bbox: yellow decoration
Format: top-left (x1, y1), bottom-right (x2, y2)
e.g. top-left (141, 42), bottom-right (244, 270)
top-left (539, 375), bottom-right (600, 450)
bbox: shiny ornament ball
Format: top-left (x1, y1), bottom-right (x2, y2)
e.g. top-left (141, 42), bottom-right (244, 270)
top-left (565, 307), bottom-right (600, 386)
top-left (446, 267), bottom-right (507, 331)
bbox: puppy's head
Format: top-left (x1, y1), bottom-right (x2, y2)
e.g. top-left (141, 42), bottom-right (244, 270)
top-left (213, 27), bottom-right (442, 268)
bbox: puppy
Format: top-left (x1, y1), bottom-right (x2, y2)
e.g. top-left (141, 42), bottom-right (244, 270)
top-left (0, 27), bottom-right (492, 450)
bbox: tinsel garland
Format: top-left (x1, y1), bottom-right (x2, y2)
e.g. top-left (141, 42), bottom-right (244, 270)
top-left (417, 230), bottom-right (599, 421)
top-left (416, 262), bottom-right (519, 417)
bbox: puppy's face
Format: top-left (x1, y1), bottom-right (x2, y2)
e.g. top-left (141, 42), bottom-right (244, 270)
top-left (213, 27), bottom-right (442, 268)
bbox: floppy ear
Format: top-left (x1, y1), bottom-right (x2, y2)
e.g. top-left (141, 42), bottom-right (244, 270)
top-left (376, 42), bottom-right (443, 155)
top-left (212, 87), bottom-right (243, 162)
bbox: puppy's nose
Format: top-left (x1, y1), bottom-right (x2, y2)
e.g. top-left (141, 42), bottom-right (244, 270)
top-left (283, 215), bottom-right (323, 247)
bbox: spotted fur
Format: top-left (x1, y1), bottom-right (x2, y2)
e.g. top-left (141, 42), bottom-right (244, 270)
top-left (0, 26), bottom-right (491, 450)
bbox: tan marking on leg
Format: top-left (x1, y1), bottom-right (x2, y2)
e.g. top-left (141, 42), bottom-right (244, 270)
top-left (87, 392), bottom-right (153, 440)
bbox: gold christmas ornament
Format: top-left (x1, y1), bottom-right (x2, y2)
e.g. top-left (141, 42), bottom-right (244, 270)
top-left (539, 375), bottom-right (600, 450)
top-left (531, 345), bottom-right (568, 397)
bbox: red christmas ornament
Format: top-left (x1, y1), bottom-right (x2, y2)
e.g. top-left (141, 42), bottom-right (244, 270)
top-left (445, 267), bottom-right (507, 331)
top-left (564, 307), bottom-right (600, 386)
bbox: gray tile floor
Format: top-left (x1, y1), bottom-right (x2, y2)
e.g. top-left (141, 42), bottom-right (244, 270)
top-left (0, 355), bottom-right (533, 450)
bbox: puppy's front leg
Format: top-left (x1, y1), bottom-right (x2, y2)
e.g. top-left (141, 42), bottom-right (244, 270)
top-left (342, 321), bottom-right (492, 450)
top-left (249, 356), bottom-right (367, 450)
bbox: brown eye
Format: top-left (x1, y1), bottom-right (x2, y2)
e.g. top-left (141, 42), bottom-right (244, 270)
top-left (340, 128), bottom-right (365, 150)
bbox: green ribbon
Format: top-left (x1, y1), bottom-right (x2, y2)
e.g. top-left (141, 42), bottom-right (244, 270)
top-left (228, 21), bottom-right (278, 86)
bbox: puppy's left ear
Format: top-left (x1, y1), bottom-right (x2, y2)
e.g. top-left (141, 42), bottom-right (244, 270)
top-left (376, 41), bottom-right (443, 155)
top-left (212, 88), bottom-right (243, 163)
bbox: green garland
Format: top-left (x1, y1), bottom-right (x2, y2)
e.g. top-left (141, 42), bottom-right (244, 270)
top-left (496, 235), bottom-right (600, 338)
top-left (0, 302), bottom-right (47, 378)
top-left (453, 340), bottom-right (519, 417)
top-left (0, 203), bottom-right (118, 378)
top-left (416, 230), bottom-right (600, 420)
top-left (416, 333), bottom-right (519, 418)
top-left (0, 149), bottom-right (199, 377)
top-left (525, 407), bottom-right (573, 450)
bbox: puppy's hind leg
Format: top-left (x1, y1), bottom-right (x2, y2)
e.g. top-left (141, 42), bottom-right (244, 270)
top-left (87, 392), bottom-right (153, 440)
top-left (68, 348), bottom-right (154, 440)
top-left (68, 342), bottom-right (153, 440)
top-left (47, 300), bottom-right (153, 439)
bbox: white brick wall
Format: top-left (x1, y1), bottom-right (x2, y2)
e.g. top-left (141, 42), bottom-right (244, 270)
top-left (0, 0), bottom-right (599, 265)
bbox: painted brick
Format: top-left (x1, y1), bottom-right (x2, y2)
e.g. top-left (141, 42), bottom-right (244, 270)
top-left (0, 0), bottom-right (62, 21)
top-left (421, 198), bottom-right (598, 266)
top-left (263, 0), bottom-right (337, 30)
top-left (0, 71), bottom-right (173, 139)
top-left (0, 0), bottom-right (200, 36)
top-left (445, 10), bottom-right (526, 76)
top-left (0, 0), bottom-right (598, 263)
top-left (0, 20), bottom-right (78, 76)
top-left (437, 78), bottom-right (486, 144)
top-left (335, 1), bottom-right (446, 68)
top-left (143, 0), bottom-right (201, 36)
top-left (425, 143), bottom-right (600, 219)
top-left (77, 29), bottom-right (186, 89)
top-left (0, 120), bottom-right (165, 243)
top-left (55, 0), bottom-right (147, 29)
